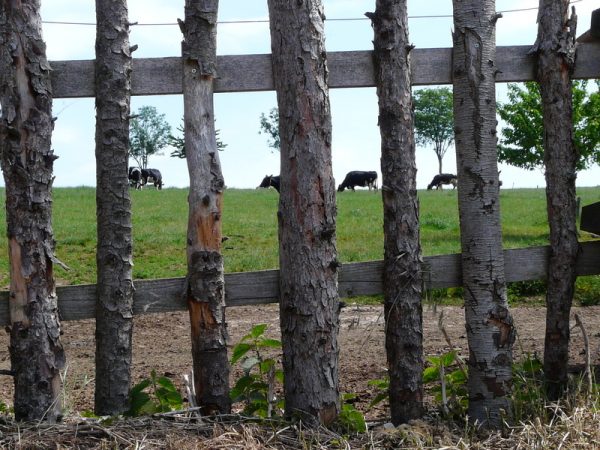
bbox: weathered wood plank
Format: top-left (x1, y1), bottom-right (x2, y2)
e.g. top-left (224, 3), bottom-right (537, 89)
top-left (49, 43), bottom-right (600, 98)
top-left (2, 241), bottom-right (600, 326)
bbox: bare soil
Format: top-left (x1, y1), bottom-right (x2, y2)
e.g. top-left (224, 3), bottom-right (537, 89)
top-left (1, 304), bottom-right (599, 420)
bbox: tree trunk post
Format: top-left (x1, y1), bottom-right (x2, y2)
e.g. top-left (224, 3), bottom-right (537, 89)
top-left (267, 0), bottom-right (340, 425)
top-left (0, 0), bottom-right (66, 422)
top-left (180, 0), bottom-right (230, 415)
top-left (94, 0), bottom-right (135, 415)
top-left (532, 0), bottom-right (579, 400)
top-left (367, 0), bottom-right (424, 425)
top-left (452, 0), bottom-right (514, 426)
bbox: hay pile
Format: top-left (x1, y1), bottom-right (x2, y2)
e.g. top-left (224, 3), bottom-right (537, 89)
top-left (1, 401), bottom-right (598, 449)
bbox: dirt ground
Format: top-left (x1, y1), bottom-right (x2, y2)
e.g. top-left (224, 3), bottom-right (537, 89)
top-left (1, 303), bottom-right (599, 420)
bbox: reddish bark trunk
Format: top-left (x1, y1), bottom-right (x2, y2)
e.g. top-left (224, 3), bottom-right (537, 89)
top-left (0, 0), bottom-right (65, 422)
top-left (181, 0), bottom-right (230, 414)
top-left (267, 0), bottom-right (340, 425)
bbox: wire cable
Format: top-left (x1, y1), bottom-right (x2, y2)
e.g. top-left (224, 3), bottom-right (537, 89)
top-left (41, 0), bottom-right (586, 27)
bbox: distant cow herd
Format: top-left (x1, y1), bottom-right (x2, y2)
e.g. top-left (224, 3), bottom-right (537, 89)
top-left (128, 167), bottom-right (163, 190)
top-left (127, 167), bottom-right (465, 193)
top-left (258, 171), bottom-right (467, 193)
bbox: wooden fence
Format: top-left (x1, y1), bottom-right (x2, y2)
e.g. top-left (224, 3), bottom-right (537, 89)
top-left (51, 44), bottom-right (600, 97)
top-left (2, 42), bottom-right (600, 325)
top-left (2, 240), bottom-right (600, 326)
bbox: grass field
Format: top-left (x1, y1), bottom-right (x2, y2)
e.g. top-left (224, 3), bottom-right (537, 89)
top-left (1, 186), bottom-right (600, 302)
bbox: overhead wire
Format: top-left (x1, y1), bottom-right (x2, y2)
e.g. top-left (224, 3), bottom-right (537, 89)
top-left (41, 0), bottom-right (586, 27)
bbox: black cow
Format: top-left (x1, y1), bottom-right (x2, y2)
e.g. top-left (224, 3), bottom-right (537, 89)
top-left (337, 171), bottom-right (378, 192)
top-left (257, 174), bottom-right (280, 193)
top-left (427, 173), bottom-right (457, 190)
top-left (141, 168), bottom-right (163, 190)
top-left (128, 167), bottom-right (143, 189)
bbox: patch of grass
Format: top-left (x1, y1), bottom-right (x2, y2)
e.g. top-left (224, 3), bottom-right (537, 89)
top-left (2, 186), bottom-right (600, 304)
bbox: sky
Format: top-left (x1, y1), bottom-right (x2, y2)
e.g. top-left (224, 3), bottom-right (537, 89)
top-left (1, 0), bottom-right (599, 190)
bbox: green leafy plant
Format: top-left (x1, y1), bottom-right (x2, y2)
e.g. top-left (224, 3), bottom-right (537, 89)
top-left (230, 324), bottom-right (284, 418)
top-left (367, 351), bottom-right (468, 418)
top-left (335, 393), bottom-right (367, 434)
top-left (511, 353), bottom-right (546, 421)
top-left (127, 370), bottom-right (183, 416)
top-left (0, 400), bottom-right (11, 417)
top-left (423, 351), bottom-right (468, 418)
top-left (367, 376), bottom-right (389, 410)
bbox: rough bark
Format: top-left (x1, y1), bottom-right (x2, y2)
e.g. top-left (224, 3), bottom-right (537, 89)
top-left (532, 0), bottom-right (579, 400)
top-left (267, 0), bottom-right (340, 426)
top-left (93, 0), bottom-right (135, 415)
top-left (366, 0), bottom-right (423, 425)
top-left (180, 0), bottom-right (230, 415)
top-left (452, 0), bottom-right (514, 426)
top-left (0, 0), bottom-right (65, 422)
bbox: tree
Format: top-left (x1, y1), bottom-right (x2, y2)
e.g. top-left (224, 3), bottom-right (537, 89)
top-left (367, 0), bottom-right (423, 425)
top-left (129, 105), bottom-right (171, 168)
top-left (259, 107), bottom-right (280, 151)
top-left (268, 0), bottom-right (340, 425)
top-left (413, 87), bottom-right (454, 174)
top-left (181, 0), bottom-right (230, 414)
top-left (498, 80), bottom-right (600, 171)
top-left (94, 0), bottom-right (134, 415)
top-left (532, 0), bottom-right (579, 400)
top-left (169, 119), bottom-right (226, 159)
top-left (452, 0), bottom-right (514, 427)
top-left (0, 0), bottom-right (65, 421)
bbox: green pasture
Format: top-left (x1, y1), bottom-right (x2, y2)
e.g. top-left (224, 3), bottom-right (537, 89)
top-left (1, 186), bottom-right (600, 303)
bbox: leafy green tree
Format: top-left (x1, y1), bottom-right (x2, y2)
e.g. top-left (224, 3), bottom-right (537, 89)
top-left (129, 105), bottom-right (172, 168)
top-left (168, 119), bottom-right (227, 159)
top-left (259, 107), bottom-right (280, 151)
top-left (498, 80), bottom-right (600, 171)
top-left (413, 87), bottom-right (454, 174)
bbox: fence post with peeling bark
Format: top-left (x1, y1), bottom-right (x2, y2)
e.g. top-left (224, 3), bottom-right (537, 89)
top-left (452, 0), bottom-right (514, 427)
top-left (367, 0), bottom-right (424, 426)
top-left (94, 0), bottom-right (135, 416)
top-left (533, 0), bottom-right (580, 400)
top-left (0, 0), bottom-right (66, 422)
top-left (267, 0), bottom-right (341, 426)
top-left (180, 0), bottom-right (231, 415)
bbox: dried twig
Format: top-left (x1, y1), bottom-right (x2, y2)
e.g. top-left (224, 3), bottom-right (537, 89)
top-left (437, 310), bottom-right (467, 374)
top-left (573, 313), bottom-right (593, 391)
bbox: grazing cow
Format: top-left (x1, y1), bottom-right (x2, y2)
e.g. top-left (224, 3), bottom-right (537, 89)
top-left (337, 171), bottom-right (378, 192)
top-left (141, 168), bottom-right (163, 190)
top-left (257, 174), bottom-right (281, 193)
top-left (128, 167), bottom-right (143, 189)
top-left (427, 173), bottom-right (457, 190)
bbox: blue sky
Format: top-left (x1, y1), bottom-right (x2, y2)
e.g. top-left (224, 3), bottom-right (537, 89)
top-left (2, 0), bottom-right (598, 189)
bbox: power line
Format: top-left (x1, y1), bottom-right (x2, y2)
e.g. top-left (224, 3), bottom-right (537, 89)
top-left (42, 0), bottom-right (586, 27)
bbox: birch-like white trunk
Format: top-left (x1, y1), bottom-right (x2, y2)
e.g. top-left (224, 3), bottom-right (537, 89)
top-left (452, 0), bottom-right (514, 426)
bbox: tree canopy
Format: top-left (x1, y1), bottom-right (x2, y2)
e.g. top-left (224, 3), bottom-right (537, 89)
top-left (259, 107), bottom-right (280, 151)
top-left (413, 87), bottom-right (454, 174)
top-left (129, 106), bottom-right (171, 169)
top-left (497, 80), bottom-right (600, 171)
top-left (168, 119), bottom-right (227, 159)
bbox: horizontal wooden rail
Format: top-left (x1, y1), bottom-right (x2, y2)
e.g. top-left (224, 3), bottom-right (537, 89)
top-left (49, 43), bottom-right (600, 98)
top-left (1, 240), bottom-right (600, 326)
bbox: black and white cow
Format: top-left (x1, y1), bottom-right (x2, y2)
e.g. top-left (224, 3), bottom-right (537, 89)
top-left (427, 173), bottom-right (457, 190)
top-left (141, 168), bottom-right (163, 190)
top-left (257, 174), bottom-right (280, 193)
top-left (128, 167), bottom-right (143, 189)
top-left (337, 171), bottom-right (378, 192)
